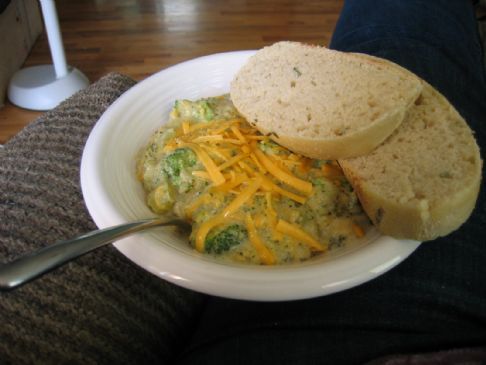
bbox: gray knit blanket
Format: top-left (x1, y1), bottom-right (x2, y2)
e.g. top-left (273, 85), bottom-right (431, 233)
top-left (0, 73), bottom-right (205, 364)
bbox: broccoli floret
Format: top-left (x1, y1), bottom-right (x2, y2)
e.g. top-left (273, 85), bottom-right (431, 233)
top-left (205, 224), bottom-right (247, 254)
top-left (172, 99), bottom-right (214, 122)
top-left (311, 159), bottom-right (332, 168)
top-left (170, 95), bottom-right (242, 123)
top-left (199, 100), bottom-right (215, 121)
top-left (163, 148), bottom-right (197, 191)
top-left (258, 140), bottom-right (284, 155)
top-left (311, 177), bottom-right (331, 189)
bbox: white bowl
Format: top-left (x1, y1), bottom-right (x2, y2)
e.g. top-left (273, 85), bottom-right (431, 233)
top-left (80, 50), bottom-right (421, 301)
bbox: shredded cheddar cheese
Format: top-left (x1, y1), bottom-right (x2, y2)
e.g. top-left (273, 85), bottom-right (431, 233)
top-left (275, 219), bottom-right (326, 252)
top-left (221, 176), bottom-right (263, 218)
top-left (138, 95), bottom-right (371, 265)
top-left (231, 125), bottom-right (247, 143)
top-left (259, 174), bottom-right (307, 204)
top-left (192, 135), bottom-right (224, 143)
top-left (253, 148), bottom-right (313, 195)
top-left (195, 177), bottom-right (263, 251)
top-left (217, 153), bottom-right (249, 172)
top-left (182, 121), bottom-right (191, 134)
top-left (352, 223), bottom-right (366, 238)
top-left (184, 192), bottom-right (210, 218)
top-left (245, 214), bottom-right (276, 265)
top-left (321, 162), bottom-right (343, 177)
top-left (214, 173), bottom-right (247, 193)
top-left (181, 142), bottom-right (226, 186)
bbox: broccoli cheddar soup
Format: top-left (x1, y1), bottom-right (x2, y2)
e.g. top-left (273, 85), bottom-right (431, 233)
top-left (137, 95), bottom-right (371, 265)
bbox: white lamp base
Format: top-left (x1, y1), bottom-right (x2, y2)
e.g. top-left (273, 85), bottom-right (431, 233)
top-left (8, 65), bottom-right (89, 111)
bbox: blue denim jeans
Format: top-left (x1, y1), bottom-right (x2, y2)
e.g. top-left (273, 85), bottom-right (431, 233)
top-left (179, 1), bottom-right (486, 364)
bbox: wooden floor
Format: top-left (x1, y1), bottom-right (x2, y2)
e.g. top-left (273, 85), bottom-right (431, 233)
top-left (0, 0), bottom-right (343, 143)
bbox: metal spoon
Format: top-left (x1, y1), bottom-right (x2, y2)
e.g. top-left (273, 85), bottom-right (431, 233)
top-left (0, 217), bottom-right (190, 291)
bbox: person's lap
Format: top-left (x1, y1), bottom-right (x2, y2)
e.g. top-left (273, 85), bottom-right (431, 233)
top-left (178, 1), bottom-right (486, 364)
top-left (330, 0), bottom-right (486, 133)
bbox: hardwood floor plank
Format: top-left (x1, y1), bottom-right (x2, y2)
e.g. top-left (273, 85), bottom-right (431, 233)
top-left (0, 0), bottom-right (343, 143)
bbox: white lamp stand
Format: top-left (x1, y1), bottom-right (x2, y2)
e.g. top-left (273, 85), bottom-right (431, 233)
top-left (8, 0), bottom-right (89, 111)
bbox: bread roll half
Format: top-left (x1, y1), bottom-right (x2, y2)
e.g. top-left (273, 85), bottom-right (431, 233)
top-left (339, 77), bottom-right (482, 241)
top-left (230, 41), bottom-right (423, 159)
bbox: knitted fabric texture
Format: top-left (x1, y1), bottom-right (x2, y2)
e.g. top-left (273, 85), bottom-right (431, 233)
top-left (0, 73), bottom-right (205, 364)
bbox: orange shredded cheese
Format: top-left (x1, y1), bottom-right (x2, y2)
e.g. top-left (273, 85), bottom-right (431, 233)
top-left (147, 107), bottom-right (366, 263)
top-left (184, 193), bottom-right (210, 218)
top-left (321, 163), bottom-right (343, 177)
top-left (259, 174), bottom-right (307, 204)
top-left (182, 121), bottom-right (191, 134)
top-left (245, 214), bottom-right (276, 265)
top-left (231, 125), bottom-right (247, 143)
top-left (221, 138), bottom-right (245, 145)
top-left (214, 173), bottom-right (247, 193)
top-left (210, 118), bottom-right (242, 134)
top-left (199, 144), bottom-right (230, 161)
top-left (275, 219), bottom-right (325, 252)
top-left (265, 192), bottom-right (280, 239)
top-left (238, 160), bottom-right (256, 176)
top-left (181, 142), bottom-right (226, 186)
top-left (192, 135), bottom-right (224, 143)
top-left (298, 157), bottom-right (312, 174)
top-left (253, 148), bottom-right (313, 195)
top-left (250, 152), bottom-right (267, 173)
top-left (221, 176), bottom-right (262, 218)
top-left (246, 135), bottom-right (269, 141)
top-left (217, 153), bottom-right (249, 172)
top-left (195, 176), bottom-right (263, 251)
top-left (352, 223), bottom-right (365, 238)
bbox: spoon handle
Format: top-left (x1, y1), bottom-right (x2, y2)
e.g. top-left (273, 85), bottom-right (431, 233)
top-left (0, 217), bottom-right (182, 291)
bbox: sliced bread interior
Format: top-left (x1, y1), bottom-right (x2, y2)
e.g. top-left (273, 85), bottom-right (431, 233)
top-left (230, 41), bottom-right (423, 159)
top-left (338, 78), bottom-right (482, 241)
